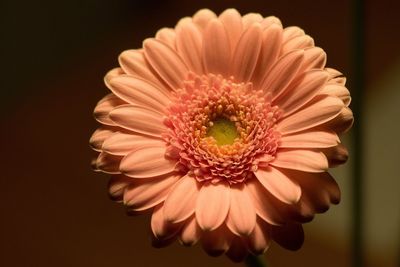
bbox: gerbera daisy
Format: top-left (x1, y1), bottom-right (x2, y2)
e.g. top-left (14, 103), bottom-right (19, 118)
top-left (90, 8), bottom-right (353, 262)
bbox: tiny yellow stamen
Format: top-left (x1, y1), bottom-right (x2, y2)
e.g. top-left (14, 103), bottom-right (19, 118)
top-left (206, 117), bottom-right (239, 146)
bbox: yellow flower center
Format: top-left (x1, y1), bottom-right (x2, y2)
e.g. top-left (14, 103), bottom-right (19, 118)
top-left (206, 117), bottom-right (239, 146)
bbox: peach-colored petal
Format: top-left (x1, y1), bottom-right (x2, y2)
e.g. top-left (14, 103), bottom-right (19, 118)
top-left (202, 19), bottom-right (231, 76)
top-left (320, 83), bottom-right (351, 106)
top-left (201, 224), bottom-right (233, 256)
top-left (192, 9), bottom-right (217, 31)
top-left (219, 8), bottom-right (243, 50)
top-left (93, 94), bottom-right (126, 126)
top-left (123, 174), bottom-right (180, 211)
top-left (120, 145), bottom-right (176, 178)
top-left (151, 204), bottom-right (182, 239)
top-left (109, 75), bottom-right (171, 113)
top-left (231, 23), bottom-right (262, 82)
top-left (102, 132), bottom-right (162, 156)
top-left (89, 127), bottom-right (116, 151)
top-left (301, 47), bottom-right (327, 71)
top-left (271, 223), bottom-right (304, 251)
top-left (280, 130), bottom-right (339, 148)
top-left (163, 174), bottom-right (199, 223)
top-left (246, 179), bottom-right (285, 225)
top-left (270, 149), bottom-right (328, 173)
top-left (281, 34), bottom-right (314, 54)
top-left (260, 50), bottom-right (304, 98)
top-left (277, 96), bottom-right (344, 135)
top-left (226, 184), bottom-right (256, 236)
top-left (104, 67), bottom-right (124, 88)
top-left (196, 182), bottom-right (230, 231)
top-left (143, 38), bottom-right (188, 90)
top-left (109, 104), bottom-right (166, 138)
top-left (254, 166), bottom-right (301, 204)
top-left (261, 16), bottom-right (282, 29)
top-left (323, 106), bottom-right (354, 133)
top-left (118, 50), bottom-right (165, 88)
top-left (108, 175), bottom-right (132, 201)
top-left (276, 70), bottom-right (329, 117)
top-left (96, 152), bottom-right (122, 174)
top-left (322, 144), bottom-right (349, 167)
top-left (176, 20), bottom-right (203, 74)
top-left (247, 218), bottom-right (271, 254)
top-left (242, 13), bottom-right (263, 29)
top-left (179, 216), bottom-right (202, 246)
top-left (226, 237), bottom-right (248, 262)
top-left (282, 26), bottom-right (305, 43)
top-left (252, 23), bottom-right (283, 87)
top-left (155, 28), bottom-right (176, 48)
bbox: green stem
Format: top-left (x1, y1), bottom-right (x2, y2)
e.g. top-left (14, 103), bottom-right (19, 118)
top-left (244, 255), bottom-right (267, 267)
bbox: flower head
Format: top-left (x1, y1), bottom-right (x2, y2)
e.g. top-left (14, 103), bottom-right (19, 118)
top-left (90, 8), bottom-right (353, 262)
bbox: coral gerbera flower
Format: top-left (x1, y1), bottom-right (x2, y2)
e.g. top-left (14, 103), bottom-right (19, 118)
top-left (90, 8), bottom-right (353, 262)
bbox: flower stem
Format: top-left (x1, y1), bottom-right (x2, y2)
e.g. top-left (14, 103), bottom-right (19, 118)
top-left (244, 255), bottom-right (267, 267)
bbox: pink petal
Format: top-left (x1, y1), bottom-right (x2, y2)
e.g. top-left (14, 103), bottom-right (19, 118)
top-left (282, 26), bottom-right (305, 43)
top-left (89, 127), bottom-right (116, 151)
top-left (270, 149), bottom-right (328, 173)
top-left (118, 50), bottom-right (165, 88)
top-left (123, 174), bottom-right (180, 211)
top-left (226, 184), bottom-right (256, 236)
top-left (93, 94), bottom-right (126, 126)
top-left (120, 145), bottom-right (176, 178)
top-left (202, 19), bottom-right (231, 76)
top-left (260, 16), bottom-right (282, 29)
top-left (104, 67), bottom-right (124, 89)
top-left (254, 166), bottom-right (301, 204)
top-left (281, 34), bottom-right (314, 55)
top-left (231, 23), bottom-right (262, 82)
top-left (163, 174), bottom-right (200, 223)
top-left (301, 47), bottom-right (327, 71)
top-left (192, 9), bottom-right (217, 31)
top-left (246, 179), bottom-right (285, 225)
top-left (247, 218), bottom-right (271, 254)
top-left (226, 237), bottom-right (248, 262)
top-left (195, 181), bottom-right (230, 231)
top-left (242, 13), bottom-right (263, 29)
top-left (252, 23), bottom-right (283, 87)
top-left (179, 216), bottom-right (202, 246)
top-left (271, 223), bottom-right (304, 251)
top-left (102, 132), bottom-right (162, 156)
top-left (109, 75), bottom-right (170, 113)
top-left (201, 224), bottom-right (233, 256)
top-left (320, 83), bottom-right (351, 106)
top-left (96, 152), bottom-right (122, 174)
top-left (143, 38), bottom-right (188, 91)
top-left (151, 204), bottom-right (182, 239)
top-left (109, 104), bottom-right (166, 138)
top-left (280, 130), bottom-right (339, 148)
top-left (260, 50), bottom-right (304, 98)
top-left (277, 95), bottom-right (344, 135)
top-left (155, 28), bottom-right (176, 48)
top-left (175, 19), bottom-right (203, 74)
top-left (219, 8), bottom-right (243, 50)
top-left (107, 175), bottom-right (132, 201)
top-left (276, 70), bottom-right (329, 117)
top-left (322, 144), bottom-right (349, 167)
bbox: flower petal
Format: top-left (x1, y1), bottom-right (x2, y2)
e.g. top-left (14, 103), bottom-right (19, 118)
top-left (102, 132), bottom-right (162, 156)
top-left (271, 223), bottom-right (304, 251)
top-left (96, 152), bottom-right (122, 174)
top-left (231, 23), bottom-right (262, 82)
top-left (277, 95), bottom-right (344, 135)
top-left (226, 237), bottom-right (248, 262)
top-left (281, 34), bottom-right (314, 54)
top-left (254, 166), bottom-right (301, 204)
top-left (123, 174), bottom-right (180, 211)
top-left (192, 9), bottom-right (216, 31)
top-left (301, 47), bottom-right (327, 71)
top-left (247, 218), bottom-right (271, 254)
top-left (179, 216), bottom-right (202, 246)
top-left (320, 83), bottom-right (351, 106)
top-left (104, 67), bottom-right (124, 88)
top-left (276, 70), bottom-right (329, 117)
top-left (195, 182), bottom-right (230, 231)
top-left (201, 224), bottom-right (233, 256)
top-left (242, 13), bottom-right (263, 29)
top-left (280, 130), bottom-right (339, 148)
top-left (270, 149), bottom-right (328, 173)
top-left (144, 38), bottom-right (188, 91)
top-left (151, 204), bottom-right (182, 239)
top-left (323, 106), bottom-right (354, 133)
top-left (109, 104), bottom-right (166, 138)
top-left (261, 16), bottom-right (282, 29)
top-left (163, 174), bottom-right (200, 223)
top-left (282, 26), bottom-right (305, 43)
top-left (109, 75), bottom-right (170, 114)
top-left (260, 50), bottom-right (304, 98)
top-left (226, 184), bottom-right (256, 236)
top-left (120, 145), bottom-right (176, 178)
top-left (175, 20), bottom-right (203, 75)
top-left (219, 8), bottom-right (243, 51)
top-left (155, 28), bottom-right (176, 48)
top-left (202, 19), bottom-right (231, 76)
top-left (322, 144), bottom-right (349, 167)
top-left (89, 127), bottom-right (116, 151)
top-left (108, 175), bottom-right (132, 201)
top-left (93, 94), bottom-right (126, 126)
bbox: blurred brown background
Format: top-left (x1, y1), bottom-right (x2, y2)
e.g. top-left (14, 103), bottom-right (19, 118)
top-left (1, 0), bottom-right (399, 266)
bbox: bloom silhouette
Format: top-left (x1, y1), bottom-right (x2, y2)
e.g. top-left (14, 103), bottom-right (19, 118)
top-left (90, 8), bottom-right (353, 262)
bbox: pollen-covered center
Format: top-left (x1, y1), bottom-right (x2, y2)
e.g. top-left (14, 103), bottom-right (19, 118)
top-left (164, 73), bottom-right (282, 184)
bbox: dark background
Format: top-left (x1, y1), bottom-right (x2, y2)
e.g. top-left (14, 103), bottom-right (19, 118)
top-left (1, 1), bottom-right (399, 266)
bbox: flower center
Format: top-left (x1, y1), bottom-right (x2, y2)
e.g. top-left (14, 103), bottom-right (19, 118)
top-left (206, 117), bottom-right (239, 146)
